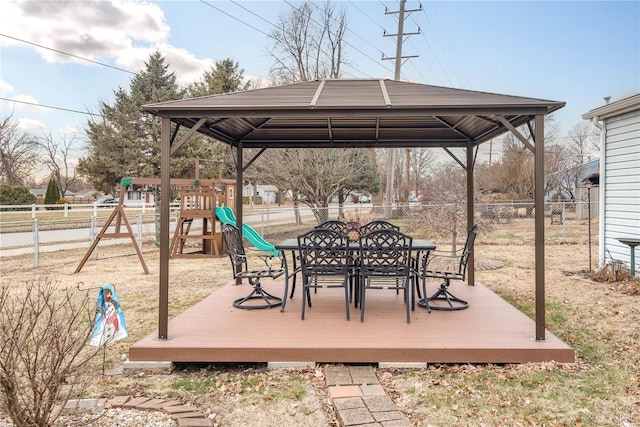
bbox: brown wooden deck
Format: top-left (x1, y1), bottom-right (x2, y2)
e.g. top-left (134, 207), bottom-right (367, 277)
top-left (129, 280), bottom-right (574, 364)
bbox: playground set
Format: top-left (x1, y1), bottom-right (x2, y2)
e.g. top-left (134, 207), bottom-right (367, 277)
top-left (74, 168), bottom-right (278, 274)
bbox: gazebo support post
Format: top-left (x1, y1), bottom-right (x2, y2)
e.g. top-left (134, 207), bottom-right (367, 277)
top-left (466, 144), bottom-right (475, 286)
top-left (234, 142), bottom-right (243, 285)
top-left (158, 116), bottom-right (171, 340)
top-left (534, 114), bottom-right (546, 341)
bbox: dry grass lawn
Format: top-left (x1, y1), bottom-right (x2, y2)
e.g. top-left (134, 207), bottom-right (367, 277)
top-left (1, 216), bottom-right (639, 426)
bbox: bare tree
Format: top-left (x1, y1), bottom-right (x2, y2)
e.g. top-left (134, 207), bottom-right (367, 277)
top-left (268, 1), bottom-right (346, 83)
top-left (410, 148), bottom-right (435, 197)
top-left (0, 113), bottom-right (40, 186)
top-left (415, 164), bottom-right (468, 251)
top-left (567, 121), bottom-right (600, 164)
top-left (0, 279), bottom-right (101, 427)
top-left (543, 121), bottom-right (600, 201)
top-left (38, 133), bottom-right (80, 198)
top-left (255, 148), bottom-right (375, 224)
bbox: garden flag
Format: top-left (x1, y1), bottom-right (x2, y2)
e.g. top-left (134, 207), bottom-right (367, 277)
top-left (90, 284), bottom-right (128, 346)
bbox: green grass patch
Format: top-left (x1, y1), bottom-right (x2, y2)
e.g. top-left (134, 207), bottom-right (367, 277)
top-left (171, 376), bottom-right (218, 393)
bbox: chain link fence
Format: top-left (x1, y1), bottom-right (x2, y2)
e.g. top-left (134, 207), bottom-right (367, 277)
top-left (0, 201), bottom-right (597, 269)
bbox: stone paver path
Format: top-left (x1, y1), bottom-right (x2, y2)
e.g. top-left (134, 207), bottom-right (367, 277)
top-left (325, 365), bottom-right (411, 427)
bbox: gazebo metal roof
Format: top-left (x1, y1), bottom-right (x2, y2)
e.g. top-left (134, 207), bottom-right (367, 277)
top-left (142, 78), bottom-right (565, 345)
top-left (143, 79), bottom-right (564, 149)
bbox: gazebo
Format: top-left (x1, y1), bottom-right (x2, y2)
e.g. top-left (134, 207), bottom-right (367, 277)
top-left (138, 79), bottom-right (568, 363)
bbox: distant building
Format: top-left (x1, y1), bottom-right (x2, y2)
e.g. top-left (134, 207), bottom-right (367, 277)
top-left (544, 158), bottom-right (599, 202)
top-left (122, 186), bottom-right (155, 206)
top-left (242, 183), bottom-right (278, 204)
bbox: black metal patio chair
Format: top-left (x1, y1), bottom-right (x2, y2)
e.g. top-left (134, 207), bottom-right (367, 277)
top-left (419, 224), bottom-right (478, 311)
top-left (297, 228), bottom-right (352, 320)
top-left (221, 224), bottom-right (287, 310)
top-left (358, 221), bottom-right (406, 298)
top-left (358, 228), bottom-right (414, 324)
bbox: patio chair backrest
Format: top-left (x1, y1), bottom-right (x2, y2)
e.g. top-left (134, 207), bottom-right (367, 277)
top-left (297, 228), bottom-right (351, 276)
top-left (221, 223), bottom-right (247, 271)
top-left (360, 220), bottom-right (400, 235)
top-left (316, 220), bottom-right (347, 233)
top-left (458, 224), bottom-right (478, 275)
top-left (359, 228), bottom-right (413, 276)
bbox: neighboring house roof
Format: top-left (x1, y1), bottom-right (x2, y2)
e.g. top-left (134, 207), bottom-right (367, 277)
top-left (583, 93), bottom-right (640, 120)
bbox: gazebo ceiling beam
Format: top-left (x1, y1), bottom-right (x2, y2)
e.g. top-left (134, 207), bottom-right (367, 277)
top-left (443, 147), bottom-right (468, 171)
top-left (173, 119), bottom-right (237, 145)
top-left (433, 115), bottom-right (473, 141)
top-left (497, 115), bottom-right (535, 152)
top-left (236, 117), bottom-right (272, 141)
top-left (170, 117), bottom-right (207, 155)
top-left (235, 140), bottom-right (470, 149)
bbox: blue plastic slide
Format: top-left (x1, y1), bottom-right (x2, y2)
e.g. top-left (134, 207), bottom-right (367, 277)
top-left (215, 206), bottom-right (279, 256)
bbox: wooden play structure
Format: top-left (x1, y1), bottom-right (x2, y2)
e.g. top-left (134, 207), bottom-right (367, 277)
top-left (74, 170), bottom-right (236, 274)
top-left (168, 180), bottom-right (235, 258)
top-left (125, 175), bottom-right (235, 259)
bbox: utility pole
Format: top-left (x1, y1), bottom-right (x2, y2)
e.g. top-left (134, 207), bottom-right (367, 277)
top-left (382, 0), bottom-right (420, 215)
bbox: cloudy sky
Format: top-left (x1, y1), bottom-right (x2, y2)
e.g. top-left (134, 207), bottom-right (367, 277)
top-left (1, 1), bottom-right (638, 154)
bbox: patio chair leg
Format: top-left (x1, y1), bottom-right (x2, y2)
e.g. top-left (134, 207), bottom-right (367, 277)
top-left (426, 281), bottom-right (469, 311)
top-left (417, 278), bottom-right (432, 313)
top-left (233, 280), bottom-right (283, 310)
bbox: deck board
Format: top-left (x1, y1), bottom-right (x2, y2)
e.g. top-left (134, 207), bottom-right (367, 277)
top-left (129, 280), bottom-right (574, 364)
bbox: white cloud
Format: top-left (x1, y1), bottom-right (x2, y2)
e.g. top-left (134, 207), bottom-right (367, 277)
top-left (2, 0), bottom-right (219, 87)
top-left (17, 117), bottom-right (46, 131)
top-left (2, 0), bottom-right (169, 65)
top-left (59, 125), bottom-right (81, 135)
top-left (0, 79), bottom-right (15, 94)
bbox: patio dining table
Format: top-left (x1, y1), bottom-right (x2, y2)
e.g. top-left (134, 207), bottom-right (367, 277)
top-left (275, 237), bottom-right (436, 312)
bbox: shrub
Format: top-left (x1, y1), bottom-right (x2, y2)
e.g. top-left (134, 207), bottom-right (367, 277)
top-left (0, 279), bottom-right (102, 427)
top-left (0, 185), bottom-right (37, 210)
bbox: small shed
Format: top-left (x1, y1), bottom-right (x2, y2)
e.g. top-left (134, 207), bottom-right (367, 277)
top-left (583, 94), bottom-right (640, 274)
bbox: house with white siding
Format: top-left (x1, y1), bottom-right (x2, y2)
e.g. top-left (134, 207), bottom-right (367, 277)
top-left (583, 94), bottom-right (640, 274)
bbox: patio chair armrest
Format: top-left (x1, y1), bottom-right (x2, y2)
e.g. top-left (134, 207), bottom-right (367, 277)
top-left (420, 250), bottom-right (460, 271)
top-left (246, 247), bottom-right (285, 269)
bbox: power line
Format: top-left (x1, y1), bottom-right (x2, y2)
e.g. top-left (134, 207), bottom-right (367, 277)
top-left (416, 4), bottom-right (470, 88)
top-left (403, 14), bottom-right (453, 87)
top-left (0, 33), bottom-right (136, 75)
top-left (199, 0), bottom-right (271, 37)
top-left (229, 0), bottom-right (278, 29)
top-left (428, 2), bottom-right (472, 89)
top-left (0, 33), bottom-right (191, 92)
top-left (0, 97), bottom-right (103, 119)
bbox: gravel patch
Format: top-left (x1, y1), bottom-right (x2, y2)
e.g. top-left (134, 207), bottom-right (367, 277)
top-left (53, 407), bottom-right (178, 427)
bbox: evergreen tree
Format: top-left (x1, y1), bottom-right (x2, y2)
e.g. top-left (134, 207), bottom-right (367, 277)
top-left (187, 59), bottom-right (251, 97)
top-left (78, 51), bottom-right (188, 194)
top-left (44, 177), bottom-right (60, 209)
